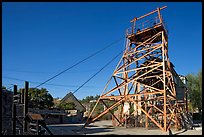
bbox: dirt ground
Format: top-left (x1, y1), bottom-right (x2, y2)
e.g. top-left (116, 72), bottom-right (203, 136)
top-left (46, 120), bottom-right (202, 135)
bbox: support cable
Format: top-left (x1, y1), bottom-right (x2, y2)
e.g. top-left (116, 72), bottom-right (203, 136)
top-left (72, 47), bottom-right (126, 95)
top-left (34, 36), bottom-right (125, 89)
top-left (60, 47), bottom-right (126, 127)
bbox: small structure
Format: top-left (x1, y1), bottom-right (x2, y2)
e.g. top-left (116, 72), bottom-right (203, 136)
top-left (28, 108), bottom-right (66, 124)
top-left (24, 112), bottom-right (53, 135)
top-left (60, 92), bottom-right (86, 113)
top-left (60, 92), bottom-right (86, 123)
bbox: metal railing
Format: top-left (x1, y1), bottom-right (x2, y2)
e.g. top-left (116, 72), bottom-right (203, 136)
top-left (126, 16), bottom-right (168, 36)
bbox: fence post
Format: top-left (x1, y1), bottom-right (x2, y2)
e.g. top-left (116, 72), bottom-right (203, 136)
top-left (12, 85), bottom-right (17, 135)
top-left (21, 89), bottom-right (24, 104)
top-left (23, 81), bottom-right (29, 133)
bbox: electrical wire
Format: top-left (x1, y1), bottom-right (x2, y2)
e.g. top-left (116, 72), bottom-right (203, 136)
top-left (61, 47), bottom-right (126, 102)
top-left (3, 76), bottom-right (25, 82)
top-left (3, 46), bottom-right (125, 101)
top-left (34, 36), bottom-right (125, 89)
top-left (72, 48), bottom-right (125, 95)
top-left (6, 85), bottom-right (14, 91)
top-left (3, 36), bottom-right (125, 102)
top-left (3, 65), bottom-right (117, 74)
top-left (2, 76), bottom-right (102, 88)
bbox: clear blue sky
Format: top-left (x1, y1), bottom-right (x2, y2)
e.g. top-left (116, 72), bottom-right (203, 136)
top-left (2, 2), bottom-right (202, 100)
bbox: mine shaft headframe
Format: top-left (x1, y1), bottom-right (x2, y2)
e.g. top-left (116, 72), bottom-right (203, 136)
top-left (83, 6), bottom-right (172, 132)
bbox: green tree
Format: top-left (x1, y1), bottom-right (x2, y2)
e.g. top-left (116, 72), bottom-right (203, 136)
top-left (186, 69), bottom-right (202, 113)
top-left (2, 86), bottom-right (6, 90)
top-left (2, 85), bottom-right (12, 92)
top-left (58, 102), bottom-right (76, 110)
top-left (80, 95), bottom-right (100, 104)
top-left (19, 88), bottom-right (54, 109)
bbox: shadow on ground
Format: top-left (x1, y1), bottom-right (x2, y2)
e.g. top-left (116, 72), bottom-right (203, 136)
top-left (46, 123), bottom-right (114, 135)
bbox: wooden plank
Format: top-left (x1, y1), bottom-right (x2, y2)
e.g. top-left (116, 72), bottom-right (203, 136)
top-left (27, 113), bottom-right (44, 121)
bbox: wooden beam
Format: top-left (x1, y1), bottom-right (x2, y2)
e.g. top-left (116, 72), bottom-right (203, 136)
top-left (130, 6), bottom-right (167, 22)
top-left (116, 62), bottom-right (161, 74)
top-left (162, 31), bottom-right (167, 132)
top-left (101, 64), bottom-right (163, 98)
top-left (116, 43), bottom-right (162, 73)
top-left (101, 100), bottom-right (122, 126)
top-left (91, 98), bottom-right (125, 123)
top-left (145, 102), bottom-right (148, 129)
top-left (128, 97), bottom-right (164, 131)
top-left (113, 76), bottom-right (122, 95)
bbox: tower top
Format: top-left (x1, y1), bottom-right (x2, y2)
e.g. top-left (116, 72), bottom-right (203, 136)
top-left (126, 6), bottom-right (168, 41)
top-left (130, 6), bottom-right (167, 23)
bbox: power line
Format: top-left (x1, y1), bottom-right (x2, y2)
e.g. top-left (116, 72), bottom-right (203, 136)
top-left (3, 65), bottom-right (117, 74)
top-left (6, 85), bottom-right (14, 91)
top-left (3, 69), bottom-right (48, 74)
top-left (3, 76), bottom-right (25, 82)
top-left (2, 83), bottom-right (14, 86)
top-left (2, 76), bottom-right (103, 88)
top-left (34, 36), bottom-right (125, 89)
top-left (60, 46), bottom-right (125, 103)
top-left (72, 47), bottom-right (125, 95)
top-left (3, 36), bottom-right (125, 99)
top-left (2, 83), bottom-right (15, 91)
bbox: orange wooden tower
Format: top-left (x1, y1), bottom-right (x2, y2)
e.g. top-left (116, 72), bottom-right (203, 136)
top-left (84, 6), bottom-right (192, 132)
